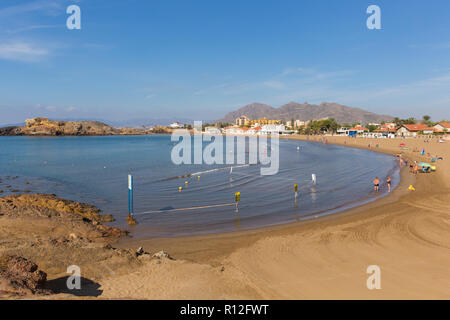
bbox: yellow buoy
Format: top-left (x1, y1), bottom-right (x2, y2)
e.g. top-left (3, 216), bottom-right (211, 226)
top-left (126, 214), bottom-right (137, 226)
top-left (185, 181), bottom-right (189, 185)
top-left (198, 176), bottom-right (200, 180)
top-left (179, 186), bottom-right (182, 192)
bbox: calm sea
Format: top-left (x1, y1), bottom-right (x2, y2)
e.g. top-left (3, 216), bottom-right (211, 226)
top-left (0, 135), bottom-right (399, 237)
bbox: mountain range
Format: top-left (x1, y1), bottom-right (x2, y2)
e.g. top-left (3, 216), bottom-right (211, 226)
top-left (217, 102), bottom-right (394, 125)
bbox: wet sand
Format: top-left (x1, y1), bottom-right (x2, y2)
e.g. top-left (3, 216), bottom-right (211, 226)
top-left (101, 135), bottom-right (450, 299)
top-left (2, 135), bottom-right (449, 299)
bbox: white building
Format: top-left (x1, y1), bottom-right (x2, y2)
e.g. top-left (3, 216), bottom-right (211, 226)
top-left (337, 127), bottom-right (350, 135)
top-left (223, 126), bottom-right (242, 135)
top-left (169, 122), bottom-right (183, 129)
top-left (260, 124), bottom-right (286, 135)
top-left (204, 126), bottom-right (222, 134)
top-left (247, 127), bottom-right (261, 135)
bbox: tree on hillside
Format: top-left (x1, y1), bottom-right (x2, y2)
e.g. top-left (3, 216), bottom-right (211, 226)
top-left (307, 118), bottom-right (340, 134)
top-left (393, 117), bottom-right (416, 127)
top-left (367, 124), bottom-right (378, 132)
top-left (422, 115), bottom-right (432, 126)
top-left (393, 117), bottom-right (402, 127)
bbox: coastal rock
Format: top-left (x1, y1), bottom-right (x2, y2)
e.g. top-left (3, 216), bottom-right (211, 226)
top-left (0, 194), bottom-right (115, 222)
top-left (95, 224), bottom-right (129, 238)
top-left (152, 250), bottom-right (173, 260)
top-left (0, 255), bottom-right (50, 296)
top-left (1, 117), bottom-right (152, 136)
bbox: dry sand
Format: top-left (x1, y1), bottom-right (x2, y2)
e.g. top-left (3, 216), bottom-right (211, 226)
top-left (100, 135), bottom-right (450, 299)
top-left (1, 135), bottom-right (449, 299)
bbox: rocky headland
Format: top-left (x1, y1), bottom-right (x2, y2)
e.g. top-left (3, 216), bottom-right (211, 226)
top-left (0, 117), bottom-right (151, 136)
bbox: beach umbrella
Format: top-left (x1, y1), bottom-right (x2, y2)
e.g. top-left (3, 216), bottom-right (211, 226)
top-left (418, 162), bottom-right (431, 167)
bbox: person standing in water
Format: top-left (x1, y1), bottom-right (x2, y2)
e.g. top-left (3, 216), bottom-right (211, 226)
top-left (387, 176), bottom-right (392, 193)
top-left (373, 177), bottom-right (380, 192)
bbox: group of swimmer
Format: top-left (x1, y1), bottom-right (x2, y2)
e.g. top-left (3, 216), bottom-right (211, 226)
top-left (396, 153), bottom-right (420, 175)
top-left (373, 176), bottom-right (392, 193)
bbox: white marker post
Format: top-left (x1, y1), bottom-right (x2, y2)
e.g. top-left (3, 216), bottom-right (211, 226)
top-left (312, 174), bottom-right (317, 185)
top-left (128, 174), bottom-right (134, 216)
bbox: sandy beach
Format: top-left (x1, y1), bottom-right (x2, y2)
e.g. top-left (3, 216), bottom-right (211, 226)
top-left (1, 135), bottom-right (449, 299)
top-left (103, 135), bottom-right (450, 299)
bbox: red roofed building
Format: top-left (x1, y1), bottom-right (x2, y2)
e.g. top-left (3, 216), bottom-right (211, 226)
top-left (349, 126), bottom-right (369, 133)
top-left (397, 124), bottom-right (436, 137)
top-left (374, 127), bottom-right (397, 133)
top-left (434, 122), bottom-right (450, 133)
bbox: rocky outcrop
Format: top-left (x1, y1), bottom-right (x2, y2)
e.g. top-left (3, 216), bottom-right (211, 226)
top-left (0, 117), bottom-right (151, 136)
top-left (0, 194), bottom-right (114, 223)
top-left (0, 255), bottom-right (50, 296)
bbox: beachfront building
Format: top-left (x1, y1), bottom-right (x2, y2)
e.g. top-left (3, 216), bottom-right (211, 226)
top-left (348, 126), bottom-right (369, 137)
top-left (336, 127), bottom-right (350, 136)
top-left (374, 127), bottom-right (397, 138)
top-left (381, 123), bottom-right (397, 130)
top-left (169, 121), bottom-right (183, 129)
top-left (235, 116), bottom-right (250, 126)
top-left (247, 127), bottom-right (261, 135)
top-left (286, 120), bottom-right (306, 129)
top-left (223, 126), bottom-right (242, 135)
top-left (204, 126), bottom-right (222, 134)
top-left (260, 124), bottom-right (286, 135)
top-left (434, 122), bottom-right (450, 133)
top-left (252, 118), bottom-right (282, 126)
top-left (295, 120), bottom-right (307, 128)
top-left (396, 124), bottom-right (436, 137)
top-left (235, 116), bottom-right (282, 127)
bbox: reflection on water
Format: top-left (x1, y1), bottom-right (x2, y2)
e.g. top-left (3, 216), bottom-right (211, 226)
top-left (0, 135), bottom-right (399, 237)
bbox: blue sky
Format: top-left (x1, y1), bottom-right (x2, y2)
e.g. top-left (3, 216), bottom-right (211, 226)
top-left (0, 0), bottom-right (450, 125)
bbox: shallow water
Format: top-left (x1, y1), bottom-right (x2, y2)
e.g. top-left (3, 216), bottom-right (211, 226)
top-left (0, 135), bottom-right (399, 237)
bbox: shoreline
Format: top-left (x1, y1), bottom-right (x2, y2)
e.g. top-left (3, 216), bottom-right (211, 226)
top-left (116, 135), bottom-right (411, 253)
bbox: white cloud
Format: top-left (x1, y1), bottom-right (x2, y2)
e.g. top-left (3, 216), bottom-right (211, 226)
top-left (0, 41), bottom-right (49, 62)
top-left (7, 24), bottom-right (62, 34)
top-left (0, 0), bottom-right (62, 19)
top-left (263, 80), bottom-right (285, 89)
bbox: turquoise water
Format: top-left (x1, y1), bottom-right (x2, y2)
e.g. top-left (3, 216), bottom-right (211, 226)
top-left (0, 135), bottom-right (399, 237)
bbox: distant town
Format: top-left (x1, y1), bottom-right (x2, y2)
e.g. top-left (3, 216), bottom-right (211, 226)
top-left (167, 115), bottom-right (450, 138)
top-left (1, 116), bottom-right (449, 137)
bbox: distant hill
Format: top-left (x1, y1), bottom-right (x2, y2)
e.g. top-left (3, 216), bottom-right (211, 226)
top-left (217, 102), bottom-right (394, 125)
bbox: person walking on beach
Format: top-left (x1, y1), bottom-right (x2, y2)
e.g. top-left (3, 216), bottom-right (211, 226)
top-left (387, 176), bottom-right (392, 193)
top-left (413, 162), bottom-right (419, 175)
top-left (373, 177), bottom-right (380, 192)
